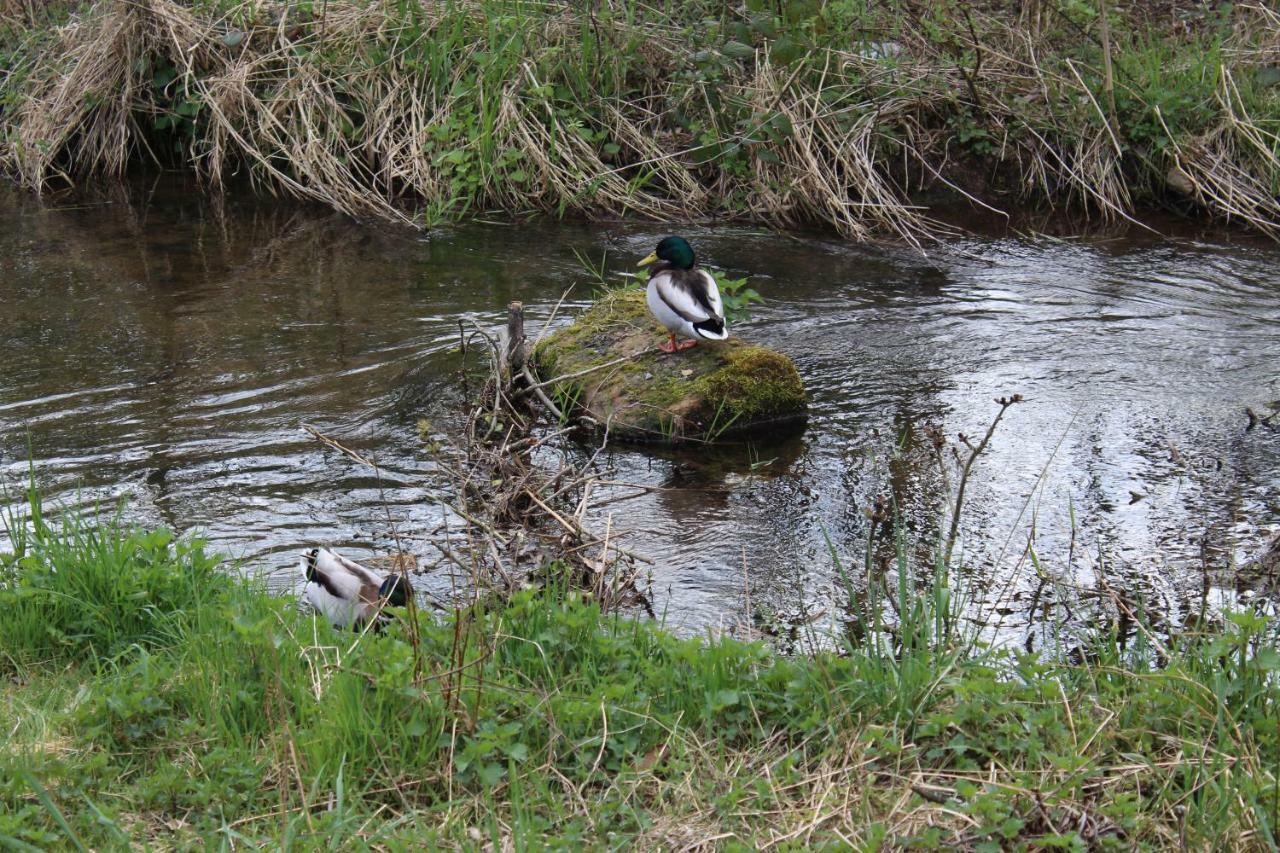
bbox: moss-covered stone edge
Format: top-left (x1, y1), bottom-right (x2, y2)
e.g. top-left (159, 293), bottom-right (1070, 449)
top-left (531, 290), bottom-right (807, 444)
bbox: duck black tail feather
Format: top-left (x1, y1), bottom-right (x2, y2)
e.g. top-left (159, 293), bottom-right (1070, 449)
top-left (302, 547), bottom-right (320, 581)
top-left (693, 317), bottom-right (727, 339)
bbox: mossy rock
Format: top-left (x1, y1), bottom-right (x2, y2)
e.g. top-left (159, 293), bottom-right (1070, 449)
top-left (532, 290), bottom-right (807, 444)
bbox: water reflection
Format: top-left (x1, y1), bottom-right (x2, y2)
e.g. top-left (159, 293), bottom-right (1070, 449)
top-left (0, 179), bottom-right (1277, 639)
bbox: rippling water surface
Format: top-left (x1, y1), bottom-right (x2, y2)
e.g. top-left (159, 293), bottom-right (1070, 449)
top-left (2, 181), bottom-right (1278, 640)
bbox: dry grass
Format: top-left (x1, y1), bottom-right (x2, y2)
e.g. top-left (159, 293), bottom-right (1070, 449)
top-left (2, 0), bottom-right (1280, 242)
top-left (3, 0), bottom-right (714, 227)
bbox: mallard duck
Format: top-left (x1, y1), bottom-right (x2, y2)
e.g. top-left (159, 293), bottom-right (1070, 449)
top-left (638, 236), bottom-right (728, 354)
top-left (301, 547), bottom-right (411, 630)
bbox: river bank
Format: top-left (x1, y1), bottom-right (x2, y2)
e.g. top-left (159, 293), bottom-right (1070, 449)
top-left (2, 0), bottom-right (1279, 243)
top-left (2, 495), bottom-right (1278, 848)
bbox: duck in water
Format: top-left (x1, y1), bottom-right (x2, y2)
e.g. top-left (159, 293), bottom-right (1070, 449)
top-left (301, 547), bottom-right (411, 630)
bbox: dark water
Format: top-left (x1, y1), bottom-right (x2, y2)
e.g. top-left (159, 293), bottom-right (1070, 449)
top-left (2, 180), bottom-right (1278, 641)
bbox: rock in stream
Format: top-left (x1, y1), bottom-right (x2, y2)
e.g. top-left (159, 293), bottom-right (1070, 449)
top-left (532, 291), bottom-right (807, 444)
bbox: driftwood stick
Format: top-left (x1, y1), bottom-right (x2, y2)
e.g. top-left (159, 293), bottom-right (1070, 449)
top-left (506, 301), bottom-right (526, 378)
top-left (520, 366), bottom-right (565, 421)
top-left (524, 489), bottom-right (654, 565)
top-left (519, 366), bottom-right (600, 428)
top-left (516, 349), bottom-right (655, 398)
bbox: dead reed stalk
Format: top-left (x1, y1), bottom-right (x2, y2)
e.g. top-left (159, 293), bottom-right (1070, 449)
top-left (4, 0), bottom-right (1280, 239)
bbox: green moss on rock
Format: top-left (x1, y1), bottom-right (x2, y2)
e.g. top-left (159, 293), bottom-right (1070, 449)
top-left (532, 290), bottom-right (807, 444)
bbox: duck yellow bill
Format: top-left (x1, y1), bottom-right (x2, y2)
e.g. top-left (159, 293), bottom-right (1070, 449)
top-left (637, 252), bottom-right (658, 267)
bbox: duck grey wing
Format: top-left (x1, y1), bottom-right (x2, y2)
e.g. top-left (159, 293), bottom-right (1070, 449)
top-left (301, 548), bottom-right (364, 600)
top-left (652, 270), bottom-right (715, 323)
top-left (332, 551), bottom-right (385, 588)
top-left (694, 269), bottom-right (724, 320)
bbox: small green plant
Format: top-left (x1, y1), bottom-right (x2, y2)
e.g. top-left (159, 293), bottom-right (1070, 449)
top-left (550, 382), bottom-right (583, 426)
top-left (572, 249), bottom-right (647, 296)
top-left (655, 410), bottom-right (678, 441)
top-left (141, 56), bottom-right (204, 150)
top-left (747, 444), bottom-right (777, 471)
top-left (704, 397), bottom-right (742, 441)
top-left (571, 248), bottom-right (609, 290)
top-left (605, 269), bottom-right (648, 294)
top-left (710, 270), bottom-right (764, 324)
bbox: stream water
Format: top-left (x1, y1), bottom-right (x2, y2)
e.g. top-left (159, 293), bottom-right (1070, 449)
top-left (2, 179), bottom-right (1278, 644)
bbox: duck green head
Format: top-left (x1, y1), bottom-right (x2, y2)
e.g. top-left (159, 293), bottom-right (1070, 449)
top-left (379, 574), bottom-right (411, 608)
top-left (638, 236), bottom-right (696, 270)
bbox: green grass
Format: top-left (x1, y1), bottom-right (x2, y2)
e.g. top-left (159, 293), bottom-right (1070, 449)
top-left (2, 490), bottom-right (1280, 847)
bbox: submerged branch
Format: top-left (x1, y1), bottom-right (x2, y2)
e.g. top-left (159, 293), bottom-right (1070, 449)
top-left (943, 394), bottom-right (1024, 568)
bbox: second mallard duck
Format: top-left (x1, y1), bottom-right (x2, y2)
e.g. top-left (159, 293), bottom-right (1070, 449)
top-left (301, 547), bottom-right (411, 631)
top-left (638, 236), bottom-right (728, 354)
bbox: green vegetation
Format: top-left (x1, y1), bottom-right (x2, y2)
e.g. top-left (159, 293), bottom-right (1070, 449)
top-left (1, 1), bottom-right (1279, 241)
top-left (532, 290), bottom-right (806, 443)
top-left (3, 490), bottom-right (1280, 847)
top-left (712, 271), bottom-right (766, 326)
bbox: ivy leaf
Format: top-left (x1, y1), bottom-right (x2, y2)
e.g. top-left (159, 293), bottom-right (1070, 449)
top-left (1254, 647), bottom-right (1280, 671)
top-left (769, 35), bottom-right (803, 67)
top-left (1257, 67), bottom-right (1280, 88)
top-left (712, 689), bottom-right (740, 710)
top-left (768, 113), bottom-right (794, 137)
top-left (749, 14), bottom-right (778, 39)
top-left (691, 140), bottom-right (727, 165)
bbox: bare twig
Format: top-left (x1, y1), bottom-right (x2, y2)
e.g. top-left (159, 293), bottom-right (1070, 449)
top-left (943, 394), bottom-right (1024, 567)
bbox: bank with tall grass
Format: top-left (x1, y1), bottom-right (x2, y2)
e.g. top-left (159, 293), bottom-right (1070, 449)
top-left (2, 1), bottom-right (1279, 244)
top-left (2, 489), bottom-right (1279, 848)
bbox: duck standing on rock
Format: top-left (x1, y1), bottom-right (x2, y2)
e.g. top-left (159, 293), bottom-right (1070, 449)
top-left (638, 236), bottom-right (729, 354)
top-left (301, 547), bottom-right (411, 630)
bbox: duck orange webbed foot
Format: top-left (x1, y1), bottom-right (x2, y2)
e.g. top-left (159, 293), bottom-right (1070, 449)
top-left (659, 335), bottom-right (680, 354)
top-left (676, 339), bottom-right (699, 351)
